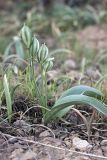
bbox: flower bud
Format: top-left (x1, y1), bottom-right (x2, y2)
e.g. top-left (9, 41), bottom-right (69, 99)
top-left (30, 36), bottom-right (39, 56)
top-left (43, 59), bottom-right (53, 72)
top-left (37, 44), bottom-right (48, 63)
top-left (20, 24), bottom-right (32, 48)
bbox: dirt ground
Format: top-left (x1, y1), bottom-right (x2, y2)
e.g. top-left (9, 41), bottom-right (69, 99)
top-left (0, 125), bottom-right (107, 160)
top-left (77, 23), bottom-right (107, 51)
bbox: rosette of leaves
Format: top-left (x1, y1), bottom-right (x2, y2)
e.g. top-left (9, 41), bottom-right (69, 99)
top-left (44, 85), bottom-right (107, 123)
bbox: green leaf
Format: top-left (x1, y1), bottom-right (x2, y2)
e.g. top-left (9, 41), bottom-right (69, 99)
top-left (59, 85), bottom-right (103, 99)
top-left (44, 95), bottom-right (107, 123)
top-left (3, 74), bottom-right (12, 122)
top-left (4, 42), bottom-right (14, 58)
top-left (11, 83), bottom-right (21, 101)
top-left (14, 36), bottom-right (24, 60)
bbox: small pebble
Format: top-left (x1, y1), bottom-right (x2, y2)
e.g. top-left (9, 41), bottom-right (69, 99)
top-left (8, 138), bottom-right (18, 144)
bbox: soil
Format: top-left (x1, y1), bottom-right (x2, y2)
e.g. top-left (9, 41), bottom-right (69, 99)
top-left (0, 121), bottom-right (107, 160)
top-left (0, 96), bottom-right (107, 160)
top-left (77, 24), bottom-right (107, 51)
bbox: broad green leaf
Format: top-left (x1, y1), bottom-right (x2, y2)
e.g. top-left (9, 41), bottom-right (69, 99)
top-left (4, 42), bottom-right (14, 58)
top-left (54, 106), bottom-right (72, 118)
top-left (57, 85), bottom-right (104, 118)
top-left (44, 95), bottom-right (107, 123)
top-left (59, 85), bottom-right (103, 99)
top-left (14, 36), bottom-right (24, 60)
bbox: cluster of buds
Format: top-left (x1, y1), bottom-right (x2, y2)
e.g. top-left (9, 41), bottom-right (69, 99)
top-left (37, 44), bottom-right (48, 63)
top-left (20, 24), bottom-right (32, 49)
top-left (43, 57), bottom-right (54, 72)
top-left (20, 24), bottom-right (54, 72)
top-left (30, 36), bottom-right (39, 56)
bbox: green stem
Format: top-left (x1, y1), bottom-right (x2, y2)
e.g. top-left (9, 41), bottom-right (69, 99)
top-left (44, 71), bottom-right (47, 109)
top-left (40, 65), bottom-right (48, 114)
top-left (27, 46), bottom-right (35, 83)
top-left (31, 53), bottom-right (35, 80)
top-left (30, 50), bottom-right (35, 82)
top-left (27, 48), bottom-right (32, 82)
top-left (28, 47), bottom-right (36, 97)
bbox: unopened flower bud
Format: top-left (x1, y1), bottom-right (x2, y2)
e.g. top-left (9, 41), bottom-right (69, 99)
top-left (37, 44), bottom-right (48, 63)
top-left (43, 60), bottom-right (53, 72)
top-left (30, 36), bottom-right (39, 56)
top-left (20, 24), bottom-right (32, 48)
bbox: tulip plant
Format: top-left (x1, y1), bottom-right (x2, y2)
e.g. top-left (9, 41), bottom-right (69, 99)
top-left (20, 25), bottom-right (107, 122)
top-left (3, 24), bottom-right (107, 133)
top-left (20, 24), bottom-right (54, 114)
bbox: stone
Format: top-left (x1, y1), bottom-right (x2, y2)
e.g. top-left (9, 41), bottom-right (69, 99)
top-left (101, 140), bottom-right (107, 146)
top-left (101, 140), bottom-right (107, 156)
top-left (13, 120), bottom-right (31, 131)
top-left (21, 150), bottom-right (37, 160)
top-left (64, 59), bottom-right (77, 70)
top-left (39, 130), bottom-right (51, 137)
top-left (77, 156), bottom-right (91, 160)
top-left (72, 137), bottom-right (91, 151)
top-left (86, 67), bottom-right (101, 80)
top-left (8, 138), bottom-right (18, 144)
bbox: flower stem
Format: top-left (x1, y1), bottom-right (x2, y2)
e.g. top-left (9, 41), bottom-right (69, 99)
top-left (40, 65), bottom-right (48, 114)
